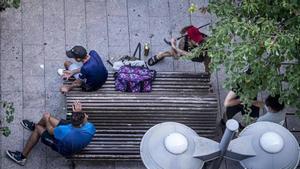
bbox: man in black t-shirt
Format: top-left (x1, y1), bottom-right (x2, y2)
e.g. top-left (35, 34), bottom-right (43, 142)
top-left (222, 90), bottom-right (263, 127)
top-left (59, 46), bottom-right (108, 93)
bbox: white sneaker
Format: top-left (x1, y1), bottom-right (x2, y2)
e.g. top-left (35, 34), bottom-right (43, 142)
top-left (57, 68), bottom-right (65, 76)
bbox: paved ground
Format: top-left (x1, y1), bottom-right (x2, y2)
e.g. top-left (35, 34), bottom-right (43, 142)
top-left (0, 0), bottom-right (232, 169)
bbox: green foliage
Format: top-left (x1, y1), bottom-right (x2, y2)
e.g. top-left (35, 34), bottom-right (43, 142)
top-left (0, 0), bottom-right (20, 12)
top-left (190, 0), bottom-right (300, 115)
top-left (0, 100), bottom-right (15, 137)
top-left (1, 127), bottom-right (11, 137)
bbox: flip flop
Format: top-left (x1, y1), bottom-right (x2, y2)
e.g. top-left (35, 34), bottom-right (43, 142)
top-left (147, 55), bottom-right (163, 66)
top-left (163, 38), bottom-right (172, 46)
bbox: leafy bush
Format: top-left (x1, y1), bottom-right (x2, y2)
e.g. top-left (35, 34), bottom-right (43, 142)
top-left (0, 0), bottom-right (20, 12)
top-left (189, 0), bottom-right (300, 115)
top-left (0, 101), bottom-right (15, 137)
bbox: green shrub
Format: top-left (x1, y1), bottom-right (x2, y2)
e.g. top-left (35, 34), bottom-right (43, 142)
top-left (189, 0), bottom-right (300, 116)
top-left (0, 0), bottom-right (20, 12)
top-left (0, 101), bottom-right (15, 137)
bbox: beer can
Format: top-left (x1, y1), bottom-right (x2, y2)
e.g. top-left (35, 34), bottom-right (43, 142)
top-left (66, 112), bottom-right (72, 120)
top-left (144, 43), bottom-right (150, 56)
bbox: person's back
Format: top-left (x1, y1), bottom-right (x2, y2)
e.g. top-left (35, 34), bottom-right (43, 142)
top-left (54, 122), bottom-right (95, 156)
top-left (80, 50), bottom-right (108, 91)
top-left (257, 111), bottom-right (285, 125)
top-left (257, 95), bottom-right (285, 125)
top-left (53, 112), bottom-right (96, 156)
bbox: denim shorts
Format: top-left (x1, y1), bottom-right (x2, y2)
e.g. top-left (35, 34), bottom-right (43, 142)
top-left (68, 63), bottom-right (81, 79)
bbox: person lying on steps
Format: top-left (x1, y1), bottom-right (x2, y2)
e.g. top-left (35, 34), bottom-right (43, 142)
top-left (147, 25), bottom-right (210, 73)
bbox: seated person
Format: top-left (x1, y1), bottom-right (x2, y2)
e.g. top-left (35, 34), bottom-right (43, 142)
top-left (147, 25), bottom-right (210, 73)
top-left (257, 95), bottom-right (285, 125)
top-left (59, 45), bottom-right (108, 93)
top-left (6, 101), bottom-right (95, 166)
top-left (223, 90), bottom-right (262, 123)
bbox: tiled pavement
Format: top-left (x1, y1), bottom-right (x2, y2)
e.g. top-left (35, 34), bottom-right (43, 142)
top-left (0, 0), bottom-right (231, 168)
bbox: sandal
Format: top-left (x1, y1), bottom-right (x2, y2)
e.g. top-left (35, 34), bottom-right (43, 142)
top-left (163, 38), bottom-right (171, 46)
top-left (147, 55), bottom-right (163, 66)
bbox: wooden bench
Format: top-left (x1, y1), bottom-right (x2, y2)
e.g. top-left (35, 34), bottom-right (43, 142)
top-left (285, 112), bottom-right (300, 144)
top-left (285, 111), bottom-right (300, 169)
top-left (65, 72), bottom-right (218, 160)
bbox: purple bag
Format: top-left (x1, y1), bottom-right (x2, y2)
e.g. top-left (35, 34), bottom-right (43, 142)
top-left (115, 66), bottom-right (156, 92)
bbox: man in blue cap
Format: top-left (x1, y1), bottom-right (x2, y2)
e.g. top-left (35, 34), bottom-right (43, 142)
top-left (59, 45), bottom-right (108, 93)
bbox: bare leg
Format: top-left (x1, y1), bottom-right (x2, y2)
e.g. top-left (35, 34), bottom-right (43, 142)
top-left (36, 113), bottom-right (60, 128)
top-left (156, 50), bottom-right (176, 60)
top-left (170, 38), bottom-right (188, 58)
top-left (22, 125), bottom-right (45, 157)
top-left (60, 79), bottom-right (82, 94)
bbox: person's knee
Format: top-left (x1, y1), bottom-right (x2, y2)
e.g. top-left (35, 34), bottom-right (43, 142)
top-left (42, 112), bottom-right (51, 120)
top-left (64, 61), bottom-right (72, 69)
top-left (169, 50), bottom-right (177, 56)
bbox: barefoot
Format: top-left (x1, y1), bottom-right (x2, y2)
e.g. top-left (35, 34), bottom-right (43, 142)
top-left (60, 85), bottom-right (71, 94)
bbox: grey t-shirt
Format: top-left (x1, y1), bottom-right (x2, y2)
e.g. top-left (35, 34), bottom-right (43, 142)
top-left (257, 111), bottom-right (285, 125)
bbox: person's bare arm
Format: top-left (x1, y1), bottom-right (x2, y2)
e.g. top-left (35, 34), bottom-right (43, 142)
top-left (252, 100), bottom-right (264, 108)
top-left (63, 68), bottom-right (81, 80)
top-left (70, 68), bottom-right (80, 74)
top-left (171, 38), bottom-right (189, 56)
top-left (224, 91), bottom-right (242, 107)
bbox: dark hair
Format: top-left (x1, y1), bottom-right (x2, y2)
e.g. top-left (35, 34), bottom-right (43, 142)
top-left (66, 46), bottom-right (87, 60)
top-left (265, 95), bottom-right (285, 112)
top-left (71, 112), bottom-right (85, 127)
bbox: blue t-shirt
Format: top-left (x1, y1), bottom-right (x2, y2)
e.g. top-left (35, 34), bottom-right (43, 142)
top-left (53, 122), bottom-right (96, 156)
top-left (79, 50), bottom-right (108, 90)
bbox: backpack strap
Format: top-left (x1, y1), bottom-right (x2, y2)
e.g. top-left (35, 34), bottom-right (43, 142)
top-left (133, 43), bottom-right (142, 60)
top-left (107, 60), bottom-right (113, 67)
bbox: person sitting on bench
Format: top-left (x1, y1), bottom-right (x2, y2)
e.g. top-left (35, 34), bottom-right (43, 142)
top-left (6, 101), bottom-right (95, 166)
top-left (257, 94), bottom-right (285, 125)
top-left (147, 25), bottom-right (210, 73)
top-left (222, 90), bottom-right (263, 128)
top-left (59, 45), bottom-right (108, 93)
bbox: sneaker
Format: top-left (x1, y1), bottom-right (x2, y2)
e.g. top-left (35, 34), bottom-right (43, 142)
top-left (57, 68), bottom-right (65, 76)
top-left (20, 120), bottom-right (35, 131)
top-left (6, 150), bottom-right (26, 166)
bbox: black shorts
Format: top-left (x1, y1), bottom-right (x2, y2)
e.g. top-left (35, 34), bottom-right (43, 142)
top-left (40, 119), bottom-right (70, 151)
top-left (225, 104), bottom-right (260, 119)
top-left (81, 82), bottom-right (102, 92)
